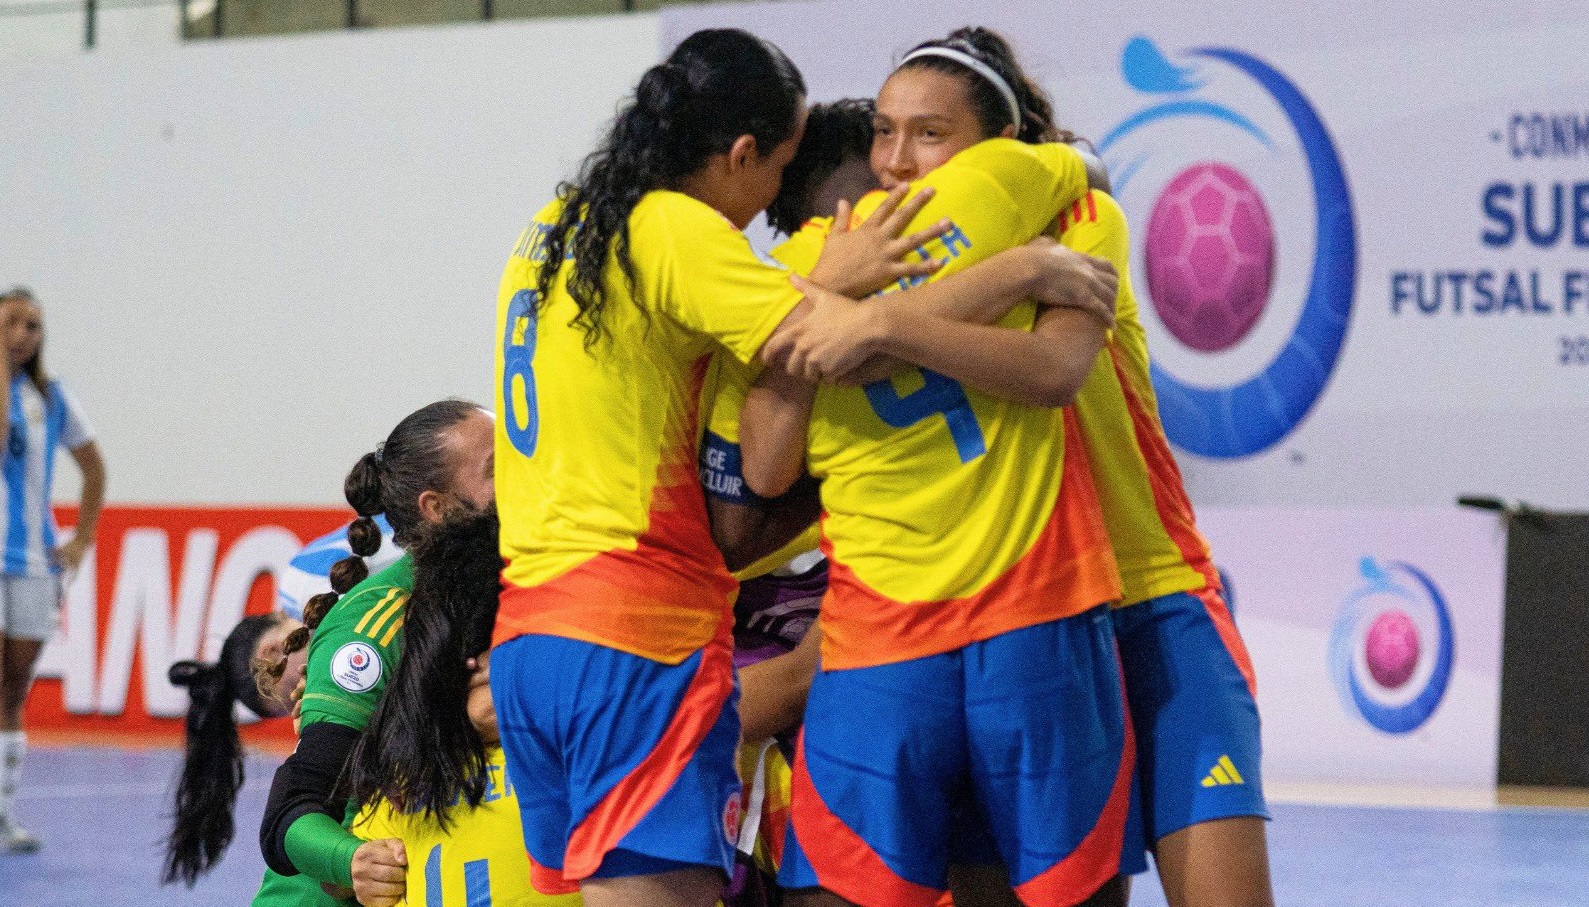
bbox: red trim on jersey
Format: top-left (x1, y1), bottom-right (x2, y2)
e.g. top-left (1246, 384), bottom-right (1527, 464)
top-left (496, 358), bottom-right (738, 664)
top-left (528, 853), bottom-right (581, 896)
top-left (1109, 345), bottom-right (1219, 590)
top-left (819, 410), bottom-right (1120, 670)
top-left (1012, 668), bottom-right (1136, 907)
top-left (789, 733), bottom-right (944, 907)
top-left (1195, 585), bottom-right (1257, 697)
top-left (561, 625), bottom-right (735, 880)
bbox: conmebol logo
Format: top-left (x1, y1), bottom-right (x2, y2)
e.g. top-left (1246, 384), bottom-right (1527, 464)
top-left (1102, 37), bottom-right (1357, 458)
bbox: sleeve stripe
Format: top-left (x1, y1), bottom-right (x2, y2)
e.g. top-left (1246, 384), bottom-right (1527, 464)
top-left (379, 616), bottom-right (405, 649)
top-left (352, 588), bottom-right (401, 634)
top-left (364, 595), bottom-right (407, 641)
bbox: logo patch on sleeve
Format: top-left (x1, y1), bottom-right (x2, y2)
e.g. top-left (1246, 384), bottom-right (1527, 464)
top-left (330, 641), bottom-right (382, 693)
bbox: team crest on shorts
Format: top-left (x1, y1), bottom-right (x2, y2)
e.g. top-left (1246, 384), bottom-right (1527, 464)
top-left (330, 641), bottom-right (382, 693)
top-left (723, 792), bottom-right (743, 844)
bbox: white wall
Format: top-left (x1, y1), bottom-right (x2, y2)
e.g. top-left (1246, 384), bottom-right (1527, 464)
top-left (2, 13), bottom-right (660, 504)
top-left (0, 0), bottom-right (180, 63)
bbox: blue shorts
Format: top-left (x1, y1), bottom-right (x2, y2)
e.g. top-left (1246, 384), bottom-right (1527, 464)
top-left (490, 631), bottom-right (742, 889)
top-left (779, 609), bottom-right (1133, 907)
top-left (1115, 588), bottom-right (1268, 875)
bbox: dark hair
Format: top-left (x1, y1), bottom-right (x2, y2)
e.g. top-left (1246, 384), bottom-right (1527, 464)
top-left (765, 98), bottom-right (876, 236)
top-left (0, 286), bottom-right (47, 396)
top-left (264, 399), bottom-right (481, 689)
top-left (350, 507), bottom-right (501, 829)
top-left (534, 28), bottom-right (805, 347)
top-left (163, 613), bottom-right (287, 887)
top-left (899, 27), bottom-right (1081, 147)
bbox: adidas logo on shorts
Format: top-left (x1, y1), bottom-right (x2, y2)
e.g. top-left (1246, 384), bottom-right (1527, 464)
top-left (1200, 754), bottom-right (1246, 787)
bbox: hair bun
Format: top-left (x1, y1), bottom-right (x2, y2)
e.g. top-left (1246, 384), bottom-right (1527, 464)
top-left (168, 660), bottom-right (217, 688)
top-left (634, 62), bottom-right (694, 121)
top-left (345, 451), bottom-right (385, 518)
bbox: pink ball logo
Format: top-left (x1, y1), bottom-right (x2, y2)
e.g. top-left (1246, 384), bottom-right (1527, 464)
top-left (1143, 162), bottom-right (1277, 352)
top-left (1364, 609), bottom-right (1420, 690)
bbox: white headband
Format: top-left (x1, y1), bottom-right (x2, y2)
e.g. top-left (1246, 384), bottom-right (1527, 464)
top-left (899, 46), bottom-right (1023, 133)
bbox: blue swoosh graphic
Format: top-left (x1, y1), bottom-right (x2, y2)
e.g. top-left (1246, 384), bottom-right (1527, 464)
top-left (1097, 100), bottom-right (1272, 155)
top-left (1122, 35), bottom-right (1205, 93)
top-left (1148, 47), bottom-right (1358, 458)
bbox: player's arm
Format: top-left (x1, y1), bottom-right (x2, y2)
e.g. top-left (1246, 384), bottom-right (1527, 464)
top-left (876, 304), bottom-right (1107, 408)
top-left (706, 476), bottom-right (821, 574)
top-left (738, 621), bottom-right (822, 744)
top-left (763, 240), bottom-right (1116, 384)
top-left (740, 366), bottom-right (817, 500)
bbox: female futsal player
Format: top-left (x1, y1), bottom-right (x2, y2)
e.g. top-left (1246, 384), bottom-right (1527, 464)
top-left (255, 400), bottom-right (493, 907)
top-left (347, 507), bottom-right (581, 907)
top-left (491, 26), bottom-right (1110, 907)
top-left (0, 287), bottom-right (106, 854)
top-left (738, 28), bottom-right (1144, 907)
top-left (748, 27), bottom-right (1274, 907)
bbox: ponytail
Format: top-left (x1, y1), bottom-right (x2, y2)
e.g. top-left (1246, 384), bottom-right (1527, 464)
top-left (163, 614), bottom-right (283, 887)
top-left (535, 28), bottom-right (805, 347)
top-left (350, 507), bottom-right (501, 830)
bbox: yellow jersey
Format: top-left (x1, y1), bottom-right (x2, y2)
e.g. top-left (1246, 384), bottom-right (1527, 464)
top-left (802, 139), bottom-right (1120, 669)
top-left (1061, 192), bottom-right (1216, 605)
top-left (355, 746), bottom-right (582, 907)
top-left (698, 217), bottom-right (831, 581)
top-left (494, 190), bottom-right (804, 663)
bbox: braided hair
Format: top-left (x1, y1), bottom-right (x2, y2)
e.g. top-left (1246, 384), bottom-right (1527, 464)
top-left (162, 613), bottom-right (286, 887)
top-left (260, 400), bottom-right (481, 690)
top-left (533, 28), bottom-right (805, 347)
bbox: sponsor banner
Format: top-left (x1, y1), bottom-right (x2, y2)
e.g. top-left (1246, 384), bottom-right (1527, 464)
top-left (27, 505), bottom-right (351, 744)
top-left (1201, 507), bottom-right (1505, 791)
top-left (662, 1), bottom-right (1589, 510)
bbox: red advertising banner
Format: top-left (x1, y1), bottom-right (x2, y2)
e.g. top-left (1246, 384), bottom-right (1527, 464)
top-left (27, 505), bottom-right (352, 746)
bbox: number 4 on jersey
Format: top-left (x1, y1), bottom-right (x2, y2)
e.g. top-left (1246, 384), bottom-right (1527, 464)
top-left (864, 368), bottom-right (988, 463)
top-left (502, 289), bottom-right (540, 457)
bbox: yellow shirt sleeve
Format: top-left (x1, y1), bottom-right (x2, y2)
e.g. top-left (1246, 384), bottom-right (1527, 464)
top-left (635, 191), bottom-right (804, 366)
top-left (850, 138), bottom-right (1091, 266)
top-left (1057, 191), bottom-right (1146, 375)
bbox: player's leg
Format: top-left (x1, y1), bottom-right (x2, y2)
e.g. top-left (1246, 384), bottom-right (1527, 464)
top-left (0, 575), bottom-right (55, 852)
top-left (493, 630), bottom-right (741, 907)
top-left (1153, 817), bottom-right (1273, 907)
top-left (582, 865), bottom-right (729, 907)
top-left (780, 652), bottom-right (965, 907)
top-left (965, 608), bottom-right (1133, 907)
top-left (1115, 589), bottom-right (1272, 907)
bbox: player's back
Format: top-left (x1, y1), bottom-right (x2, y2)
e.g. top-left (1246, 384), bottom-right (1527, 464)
top-left (356, 746), bottom-right (582, 907)
top-left (1064, 191), bottom-right (1216, 606)
top-left (494, 190), bottom-right (801, 663)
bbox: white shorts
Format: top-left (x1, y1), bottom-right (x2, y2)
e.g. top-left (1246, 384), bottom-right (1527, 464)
top-left (0, 575), bottom-right (60, 642)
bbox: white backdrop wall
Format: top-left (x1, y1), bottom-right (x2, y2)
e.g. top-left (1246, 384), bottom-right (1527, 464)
top-left (2, 13), bottom-right (659, 504)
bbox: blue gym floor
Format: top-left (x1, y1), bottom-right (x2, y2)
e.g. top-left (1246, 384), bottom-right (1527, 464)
top-left (4, 746), bottom-right (1588, 906)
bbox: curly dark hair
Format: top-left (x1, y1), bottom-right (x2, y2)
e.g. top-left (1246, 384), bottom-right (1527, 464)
top-left (765, 98), bottom-right (876, 237)
top-left (533, 28), bottom-right (805, 347)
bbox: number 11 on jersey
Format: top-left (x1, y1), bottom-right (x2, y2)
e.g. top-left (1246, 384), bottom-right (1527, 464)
top-left (425, 843), bottom-right (493, 907)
